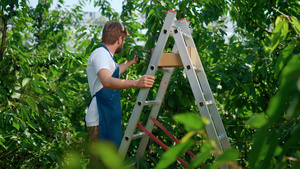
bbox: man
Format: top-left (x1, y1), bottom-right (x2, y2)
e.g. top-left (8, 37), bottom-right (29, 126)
top-left (85, 21), bottom-right (155, 165)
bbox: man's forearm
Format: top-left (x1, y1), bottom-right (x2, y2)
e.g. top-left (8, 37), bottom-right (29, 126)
top-left (98, 69), bottom-right (154, 90)
top-left (102, 76), bottom-right (138, 90)
top-left (119, 60), bottom-right (133, 74)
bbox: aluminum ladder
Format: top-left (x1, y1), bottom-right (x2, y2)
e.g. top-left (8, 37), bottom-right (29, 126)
top-left (118, 10), bottom-right (232, 169)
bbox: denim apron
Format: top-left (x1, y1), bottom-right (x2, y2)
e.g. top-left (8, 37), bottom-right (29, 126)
top-left (88, 45), bottom-right (122, 147)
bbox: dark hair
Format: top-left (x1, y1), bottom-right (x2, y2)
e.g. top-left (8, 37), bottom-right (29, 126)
top-left (102, 21), bottom-right (128, 45)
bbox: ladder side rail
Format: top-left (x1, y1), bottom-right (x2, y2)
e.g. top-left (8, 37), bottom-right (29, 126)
top-left (180, 20), bottom-right (232, 169)
top-left (173, 34), bottom-right (230, 169)
top-left (145, 11), bottom-right (177, 77)
top-left (180, 20), bottom-right (231, 151)
top-left (136, 68), bottom-right (174, 160)
top-left (136, 14), bottom-right (181, 159)
top-left (118, 11), bottom-right (177, 159)
top-left (172, 27), bottom-right (220, 144)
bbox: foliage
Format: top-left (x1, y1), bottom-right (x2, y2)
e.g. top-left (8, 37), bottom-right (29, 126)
top-left (0, 0), bottom-right (90, 167)
top-left (0, 0), bottom-right (300, 168)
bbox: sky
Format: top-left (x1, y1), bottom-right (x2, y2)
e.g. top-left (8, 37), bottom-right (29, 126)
top-left (28, 0), bottom-right (123, 13)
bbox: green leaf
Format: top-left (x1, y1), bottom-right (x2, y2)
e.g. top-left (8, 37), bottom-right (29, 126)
top-left (216, 149), bottom-right (240, 165)
top-left (280, 21), bottom-right (289, 40)
top-left (249, 126), bottom-right (268, 168)
top-left (155, 6), bottom-right (163, 18)
top-left (274, 146), bottom-right (283, 156)
top-left (13, 121), bottom-right (20, 130)
top-left (291, 16), bottom-right (300, 33)
top-left (37, 74), bottom-right (47, 81)
top-left (275, 40), bottom-right (296, 76)
top-left (91, 141), bottom-right (125, 169)
top-left (76, 25), bottom-right (86, 33)
top-left (181, 131), bottom-right (197, 143)
top-left (286, 96), bottom-right (300, 119)
top-left (11, 92), bottom-right (21, 99)
top-left (76, 32), bottom-right (87, 40)
top-left (27, 122), bottom-right (37, 131)
top-left (260, 65), bottom-right (267, 77)
top-left (175, 89), bottom-right (182, 98)
top-left (49, 151), bottom-right (56, 161)
top-left (173, 113), bottom-right (205, 131)
top-left (246, 113), bottom-right (268, 128)
top-left (0, 137), bottom-right (5, 147)
top-left (155, 140), bottom-right (194, 169)
top-left (62, 151), bottom-right (82, 169)
top-left (270, 20), bottom-right (284, 53)
top-left (22, 78), bottom-right (30, 87)
top-left (73, 75), bottom-right (87, 84)
top-left (261, 132), bottom-right (280, 169)
top-left (270, 17), bottom-right (289, 53)
top-left (266, 56), bottom-right (300, 121)
top-left (55, 90), bottom-right (68, 101)
top-left (188, 142), bottom-right (213, 168)
top-left (26, 97), bottom-right (38, 112)
top-left (275, 15), bottom-right (283, 26)
top-left (188, 151), bottom-right (211, 169)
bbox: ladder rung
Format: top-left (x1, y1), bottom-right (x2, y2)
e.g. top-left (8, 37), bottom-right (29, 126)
top-left (157, 67), bottom-right (173, 72)
top-left (193, 66), bottom-right (202, 72)
top-left (144, 100), bottom-right (161, 106)
top-left (218, 134), bottom-right (226, 141)
top-left (169, 31), bottom-right (192, 40)
top-left (182, 32), bottom-right (192, 40)
top-left (206, 100), bottom-right (213, 106)
top-left (132, 132), bottom-right (146, 140)
top-left (172, 20), bottom-right (181, 29)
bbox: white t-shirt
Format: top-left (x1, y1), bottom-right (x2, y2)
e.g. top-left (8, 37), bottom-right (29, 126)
top-left (85, 47), bottom-right (116, 127)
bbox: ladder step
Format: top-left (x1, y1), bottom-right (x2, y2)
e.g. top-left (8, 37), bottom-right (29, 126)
top-left (206, 100), bottom-right (213, 106)
top-left (144, 100), bottom-right (161, 106)
top-left (132, 132), bottom-right (146, 140)
top-left (157, 67), bottom-right (173, 72)
top-left (218, 133), bottom-right (226, 141)
top-left (169, 31), bottom-right (192, 40)
top-left (182, 32), bottom-right (192, 40)
top-left (193, 66), bottom-right (202, 72)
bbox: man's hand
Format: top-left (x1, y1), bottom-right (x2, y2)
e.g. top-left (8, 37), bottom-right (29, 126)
top-left (136, 75), bottom-right (155, 88)
top-left (129, 56), bottom-right (138, 65)
top-left (119, 56), bottom-right (139, 75)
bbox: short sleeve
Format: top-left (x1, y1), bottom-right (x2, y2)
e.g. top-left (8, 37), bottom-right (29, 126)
top-left (91, 48), bottom-right (114, 75)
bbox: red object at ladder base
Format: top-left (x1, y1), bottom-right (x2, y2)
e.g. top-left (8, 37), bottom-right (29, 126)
top-left (137, 122), bottom-right (189, 168)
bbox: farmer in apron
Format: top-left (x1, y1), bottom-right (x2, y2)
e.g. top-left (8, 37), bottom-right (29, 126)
top-left (85, 21), bottom-right (155, 167)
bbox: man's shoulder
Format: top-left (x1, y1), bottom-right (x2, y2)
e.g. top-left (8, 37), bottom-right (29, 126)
top-left (89, 47), bottom-right (110, 62)
top-left (90, 47), bottom-right (105, 56)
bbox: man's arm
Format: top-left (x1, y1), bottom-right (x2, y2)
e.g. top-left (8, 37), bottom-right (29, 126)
top-left (98, 69), bottom-right (155, 90)
top-left (119, 57), bottom-right (138, 74)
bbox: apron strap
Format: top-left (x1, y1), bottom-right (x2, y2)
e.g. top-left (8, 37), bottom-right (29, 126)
top-left (101, 44), bottom-right (113, 58)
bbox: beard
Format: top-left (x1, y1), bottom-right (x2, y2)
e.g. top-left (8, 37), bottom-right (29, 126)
top-left (115, 43), bottom-right (123, 54)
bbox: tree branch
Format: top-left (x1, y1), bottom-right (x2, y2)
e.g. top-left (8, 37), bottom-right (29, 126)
top-left (250, 18), bottom-right (272, 35)
top-left (0, 19), bottom-right (7, 58)
top-left (0, 1), bottom-right (15, 58)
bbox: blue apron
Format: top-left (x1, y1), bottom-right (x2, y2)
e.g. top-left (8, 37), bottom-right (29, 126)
top-left (88, 45), bottom-right (122, 147)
